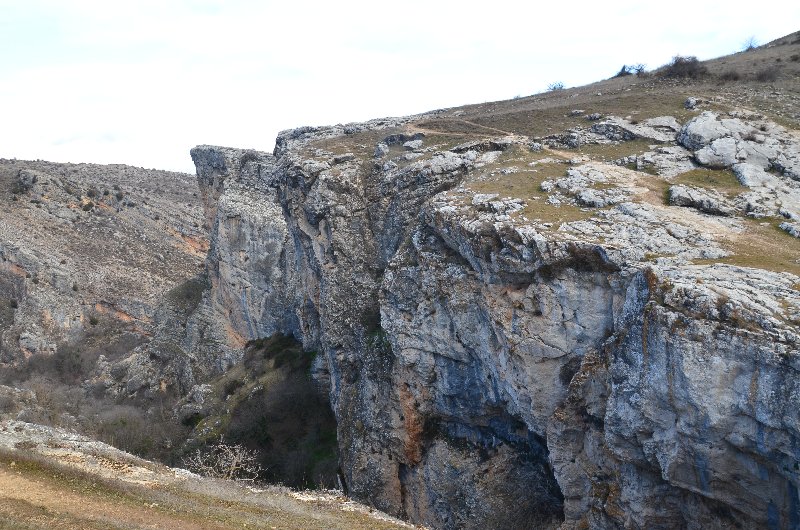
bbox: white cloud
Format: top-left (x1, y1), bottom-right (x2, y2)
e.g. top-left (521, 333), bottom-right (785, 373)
top-left (0, 0), bottom-right (798, 172)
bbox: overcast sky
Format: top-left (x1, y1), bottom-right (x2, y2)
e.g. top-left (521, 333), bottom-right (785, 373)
top-left (1, 1), bottom-right (797, 173)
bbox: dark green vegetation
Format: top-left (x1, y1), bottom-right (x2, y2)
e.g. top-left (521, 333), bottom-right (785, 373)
top-left (166, 276), bottom-right (207, 315)
top-left (186, 334), bottom-right (339, 490)
top-left (657, 55), bottom-right (709, 79)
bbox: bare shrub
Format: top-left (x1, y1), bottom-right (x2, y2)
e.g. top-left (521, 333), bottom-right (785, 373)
top-left (0, 393), bottom-right (16, 414)
top-left (20, 376), bottom-right (86, 425)
top-left (83, 402), bottom-right (189, 462)
top-left (166, 276), bottom-right (207, 314)
top-left (87, 405), bottom-right (151, 454)
top-left (614, 64), bottom-right (647, 77)
top-left (239, 150), bottom-right (261, 166)
top-left (659, 55), bottom-right (709, 79)
top-left (755, 66), bottom-right (780, 82)
top-left (182, 439), bottom-right (262, 482)
top-left (23, 342), bottom-right (101, 386)
top-left (719, 70), bottom-right (742, 82)
top-left (14, 440), bottom-right (37, 450)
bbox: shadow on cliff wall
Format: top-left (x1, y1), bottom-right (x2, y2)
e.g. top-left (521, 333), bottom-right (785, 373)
top-left (179, 333), bottom-right (339, 489)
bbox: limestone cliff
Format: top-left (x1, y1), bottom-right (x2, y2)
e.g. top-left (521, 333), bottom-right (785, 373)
top-left (194, 78), bottom-right (800, 530)
top-left (0, 33), bottom-right (796, 530)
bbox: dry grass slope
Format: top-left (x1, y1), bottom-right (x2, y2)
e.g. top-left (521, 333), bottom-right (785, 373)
top-left (0, 440), bottom-right (412, 529)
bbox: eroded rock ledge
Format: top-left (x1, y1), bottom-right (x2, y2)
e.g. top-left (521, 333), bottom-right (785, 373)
top-left (192, 108), bottom-right (800, 529)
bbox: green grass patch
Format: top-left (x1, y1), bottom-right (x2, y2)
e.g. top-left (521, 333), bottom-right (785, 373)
top-left (574, 138), bottom-right (653, 161)
top-left (302, 127), bottom-right (403, 159)
top-left (301, 127), bottom-right (489, 181)
top-left (468, 163), bottom-right (561, 197)
top-left (464, 148), bottom-right (602, 226)
top-left (519, 199), bottom-right (600, 226)
top-left (467, 179), bottom-right (598, 226)
top-left (672, 168), bottom-right (744, 196)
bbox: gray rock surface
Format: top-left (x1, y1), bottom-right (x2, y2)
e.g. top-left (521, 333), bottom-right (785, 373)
top-left (729, 162), bottom-right (800, 220)
top-left (192, 146), bottom-right (301, 345)
top-left (781, 221), bottom-right (800, 238)
top-left (191, 107), bottom-right (800, 530)
top-left (668, 184), bottom-right (736, 216)
top-left (592, 116), bottom-right (680, 143)
top-left (621, 144), bottom-right (697, 177)
top-left (550, 264), bottom-right (800, 529)
top-left (679, 111), bottom-right (800, 180)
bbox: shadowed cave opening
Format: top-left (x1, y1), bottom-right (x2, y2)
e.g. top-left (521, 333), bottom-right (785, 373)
top-left (183, 333), bottom-right (340, 489)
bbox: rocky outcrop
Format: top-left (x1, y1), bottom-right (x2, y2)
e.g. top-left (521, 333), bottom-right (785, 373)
top-left (592, 116), bottom-right (681, 143)
top-left (679, 111), bottom-right (800, 180)
top-left (194, 106), bottom-right (800, 529)
top-left (191, 146), bottom-right (301, 345)
top-left (668, 184), bottom-right (736, 216)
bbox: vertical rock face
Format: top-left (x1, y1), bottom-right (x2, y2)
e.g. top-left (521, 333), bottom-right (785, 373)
top-left (191, 146), bottom-right (301, 347)
top-left (550, 267), bottom-right (800, 529)
top-left (194, 111), bottom-right (800, 529)
top-left (380, 224), bottom-right (617, 528)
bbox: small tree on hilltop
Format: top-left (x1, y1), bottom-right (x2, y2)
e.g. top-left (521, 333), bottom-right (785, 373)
top-left (614, 64), bottom-right (647, 78)
top-left (742, 36), bottom-right (758, 51)
top-left (614, 65), bottom-right (632, 77)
